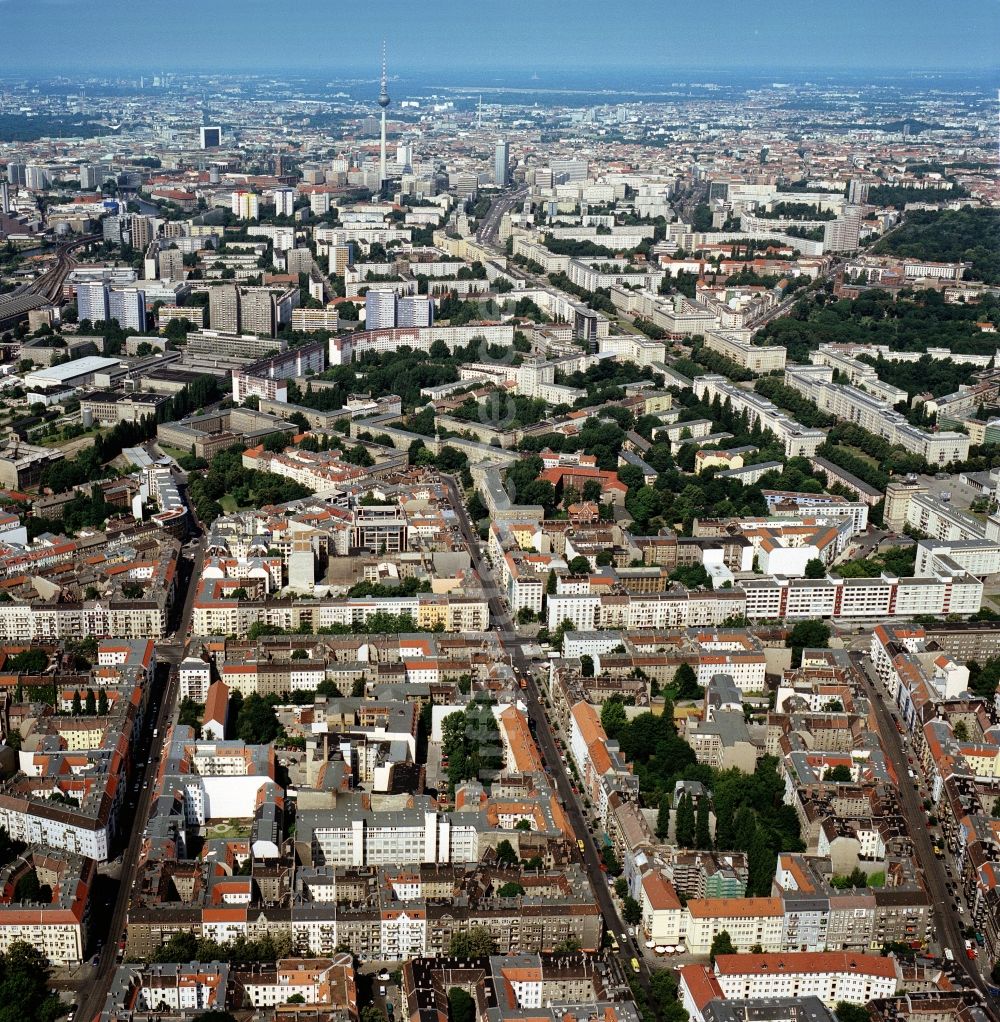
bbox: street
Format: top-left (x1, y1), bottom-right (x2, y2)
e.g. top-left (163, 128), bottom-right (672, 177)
top-left (850, 651), bottom-right (998, 1019)
top-left (442, 476), bottom-right (647, 986)
top-left (476, 186), bottom-right (529, 246)
top-left (74, 535), bottom-right (205, 1022)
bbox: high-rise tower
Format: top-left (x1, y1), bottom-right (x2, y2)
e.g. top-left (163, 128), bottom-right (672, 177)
top-left (378, 42), bottom-right (391, 188)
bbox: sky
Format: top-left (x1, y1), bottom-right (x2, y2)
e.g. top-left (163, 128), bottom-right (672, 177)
top-left (0, 0), bottom-right (996, 77)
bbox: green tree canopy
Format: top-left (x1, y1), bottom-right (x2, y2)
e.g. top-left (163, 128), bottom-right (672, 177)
top-left (710, 930), bottom-right (736, 963)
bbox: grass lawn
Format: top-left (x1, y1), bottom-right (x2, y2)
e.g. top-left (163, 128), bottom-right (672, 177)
top-left (219, 494), bottom-right (241, 513)
top-left (159, 444), bottom-right (191, 461)
top-left (840, 444), bottom-right (880, 467)
top-left (204, 819), bottom-right (252, 839)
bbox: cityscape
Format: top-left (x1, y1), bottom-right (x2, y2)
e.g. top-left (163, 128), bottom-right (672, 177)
top-left (0, 5), bottom-right (998, 1022)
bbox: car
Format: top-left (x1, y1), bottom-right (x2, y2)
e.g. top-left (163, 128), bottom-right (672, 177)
top-left (620, 933), bottom-right (628, 943)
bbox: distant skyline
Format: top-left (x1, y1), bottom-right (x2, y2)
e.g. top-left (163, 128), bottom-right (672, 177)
top-left (0, 0), bottom-right (996, 76)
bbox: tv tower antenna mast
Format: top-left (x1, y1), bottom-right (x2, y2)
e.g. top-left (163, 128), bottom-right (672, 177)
top-left (378, 41), bottom-right (391, 189)
top-left (477, 95), bottom-right (483, 129)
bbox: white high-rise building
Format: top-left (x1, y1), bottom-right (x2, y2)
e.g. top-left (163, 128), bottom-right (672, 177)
top-left (79, 164), bottom-right (103, 190)
top-left (25, 164), bottom-right (48, 191)
top-left (76, 281), bottom-right (110, 324)
top-left (494, 139), bottom-right (509, 187)
top-left (395, 143), bottom-right (412, 168)
top-left (396, 295), bottom-right (433, 328)
top-left (309, 192), bottom-right (331, 216)
top-left (365, 289), bottom-right (397, 330)
top-left (231, 191), bottom-right (260, 220)
top-left (273, 187), bottom-right (296, 216)
top-left (108, 288), bottom-right (147, 332)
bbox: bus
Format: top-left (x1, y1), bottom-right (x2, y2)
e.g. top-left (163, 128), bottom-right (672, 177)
top-left (630, 958), bottom-right (641, 974)
top-left (577, 839), bottom-right (586, 854)
top-left (609, 934), bottom-right (619, 951)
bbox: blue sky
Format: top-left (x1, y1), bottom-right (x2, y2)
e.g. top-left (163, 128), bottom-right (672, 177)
top-left (0, 0), bottom-right (995, 74)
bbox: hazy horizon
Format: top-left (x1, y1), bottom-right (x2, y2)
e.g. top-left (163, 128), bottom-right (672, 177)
top-left (0, 0), bottom-right (996, 76)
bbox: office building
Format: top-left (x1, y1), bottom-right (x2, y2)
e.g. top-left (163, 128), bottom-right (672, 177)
top-left (494, 138), bottom-right (510, 187)
top-left (209, 285), bottom-right (241, 333)
top-left (6, 163), bottom-right (26, 187)
top-left (0, 180), bottom-right (8, 215)
top-left (550, 158), bottom-right (588, 182)
top-left (79, 164), bottom-right (103, 190)
top-left (200, 125), bottom-right (222, 149)
top-left (25, 164), bottom-right (48, 190)
top-left (273, 187), bottom-right (296, 216)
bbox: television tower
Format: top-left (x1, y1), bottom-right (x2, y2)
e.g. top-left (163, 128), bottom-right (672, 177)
top-left (378, 42), bottom-right (391, 188)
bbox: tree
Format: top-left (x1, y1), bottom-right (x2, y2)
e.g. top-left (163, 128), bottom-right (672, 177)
top-left (786, 620), bottom-right (831, 667)
top-left (825, 765), bottom-right (853, 783)
top-left (656, 794), bottom-right (671, 840)
top-left (8, 650), bottom-right (48, 674)
top-left (602, 846), bottom-right (621, 875)
top-left (449, 988), bottom-right (476, 1022)
top-left (85, 688), bottom-right (96, 715)
top-left (72, 690), bottom-right (82, 715)
top-left (497, 881), bottom-right (525, 898)
top-left (236, 694), bottom-right (282, 745)
top-left (675, 793), bottom-right (695, 848)
top-left (953, 720), bottom-right (969, 742)
top-left (98, 687), bottom-right (108, 715)
top-left (673, 662), bottom-right (701, 701)
top-left (582, 479), bottom-right (602, 502)
top-left (568, 555), bottom-right (591, 575)
top-left (601, 699), bottom-right (627, 741)
top-left (696, 796), bottom-right (712, 849)
top-left (0, 940), bottom-right (65, 1022)
top-left (614, 877), bottom-right (629, 899)
top-left (496, 839), bottom-right (518, 866)
top-left (580, 654), bottom-right (594, 678)
top-left (622, 895), bottom-right (642, 926)
top-left (804, 558), bottom-right (827, 579)
top-left (835, 1004), bottom-right (872, 1022)
top-left (546, 569), bottom-right (557, 595)
top-left (449, 926), bottom-right (497, 958)
top-left (710, 930), bottom-right (736, 963)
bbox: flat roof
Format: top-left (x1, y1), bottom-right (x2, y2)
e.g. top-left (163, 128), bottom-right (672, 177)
top-left (24, 355), bottom-right (122, 384)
